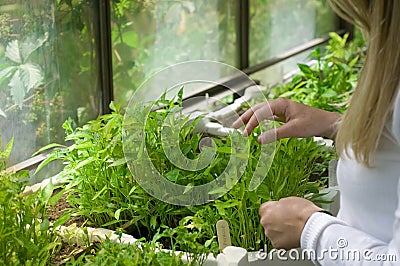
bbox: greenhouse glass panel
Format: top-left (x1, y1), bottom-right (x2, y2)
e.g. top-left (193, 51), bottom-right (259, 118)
top-left (249, 0), bottom-right (340, 65)
top-left (111, 0), bottom-right (238, 106)
top-left (250, 49), bottom-right (313, 88)
top-left (0, 1), bottom-right (100, 166)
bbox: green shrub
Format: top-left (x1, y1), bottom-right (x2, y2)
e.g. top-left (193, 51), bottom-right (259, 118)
top-left (0, 138), bottom-right (63, 265)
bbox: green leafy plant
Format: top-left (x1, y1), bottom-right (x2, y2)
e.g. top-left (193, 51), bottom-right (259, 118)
top-left (0, 137), bottom-right (65, 265)
top-left (272, 32), bottom-right (366, 113)
top-left (181, 134), bottom-right (334, 252)
top-left (37, 89), bottom-right (334, 264)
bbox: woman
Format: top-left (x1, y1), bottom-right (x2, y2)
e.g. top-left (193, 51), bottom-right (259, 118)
top-left (232, 1), bottom-right (400, 265)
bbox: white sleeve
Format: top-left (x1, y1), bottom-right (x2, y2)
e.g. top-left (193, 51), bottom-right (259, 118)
top-left (301, 197), bottom-right (400, 265)
top-left (300, 89), bottom-right (400, 265)
top-left (393, 90), bottom-right (400, 144)
top-left (301, 193), bottom-right (400, 266)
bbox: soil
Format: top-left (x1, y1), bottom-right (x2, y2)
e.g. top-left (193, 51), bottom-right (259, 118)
top-left (48, 189), bottom-right (87, 265)
top-left (52, 242), bottom-right (84, 265)
top-left (47, 189), bottom-right (85, 227)
top-left (309, 157), bottom-right (329, 183)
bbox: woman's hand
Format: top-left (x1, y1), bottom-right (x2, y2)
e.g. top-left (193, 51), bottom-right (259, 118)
top-left (259, 197), bottom-right (322, 250)
top-left (231, 98), bottom-right (341, 144)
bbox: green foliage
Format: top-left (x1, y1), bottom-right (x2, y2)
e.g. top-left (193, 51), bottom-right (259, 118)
top-left (38, 89), bottom-right (334, 263)
top-left (0, 138), bottom-right (64, 265)
top-left (187, 134), bottom-right (334, 252)
top-left (66, 239), bottom-right (193, 266)
top-left (272, 32), bottom-right (366, 113)
top-left (0, 33), bottom-right (47, 115)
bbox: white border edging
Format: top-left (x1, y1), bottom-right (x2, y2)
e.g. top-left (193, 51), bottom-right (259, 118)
top-left (56, 223), bottom-right (217, 265)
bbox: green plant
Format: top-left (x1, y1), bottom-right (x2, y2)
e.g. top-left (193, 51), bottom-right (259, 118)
top-left (66, 238), bottom-right (193, 266)
top-left (37, 89), bottom-right (334, 264)
top-left (36, 101), bottom-right (192, 241)
top-left (0, 33), bottom-right (47, 116)
top-left (181, 134), bottom-right (334, 252)
top-left (0, 138), bottom-right (65, 265)
top-left (272, 32), bottom-right (366, 113)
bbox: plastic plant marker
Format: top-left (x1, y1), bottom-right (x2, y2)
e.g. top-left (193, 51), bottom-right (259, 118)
top-left (216, 219), bottom-right (232, 251)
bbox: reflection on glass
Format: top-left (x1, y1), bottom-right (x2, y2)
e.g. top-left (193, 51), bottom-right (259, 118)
top-left (249, 0), bottom-right (339, 65)
top-left (110, 0), bottom-right (238, 106)
top-left (250, 49), bottom-right (314, 90)
top-left (0, 1), bottom-right (100, 167)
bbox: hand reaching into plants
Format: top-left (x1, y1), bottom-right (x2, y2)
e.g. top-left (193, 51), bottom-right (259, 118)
top-left (259, 196), bottom-right (322, 250)
top-left (231, 97), bottom-right (341, 144)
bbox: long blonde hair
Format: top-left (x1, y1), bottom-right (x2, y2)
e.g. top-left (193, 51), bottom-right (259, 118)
top-left (328, 0), bottom-right (400, 166)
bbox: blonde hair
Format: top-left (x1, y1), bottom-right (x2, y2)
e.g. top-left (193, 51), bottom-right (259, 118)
top-left (328, 0), bottom-right (400, 166)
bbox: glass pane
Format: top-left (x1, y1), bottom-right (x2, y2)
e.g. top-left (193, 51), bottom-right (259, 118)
top-left (0, 1), bottom-right (100, 169)
top-left (250, 49), bottom-right (314, 89)
top-left (249, 0), bottom-right (340, 66)
top-left (111, 0), bottom-right (238, 106)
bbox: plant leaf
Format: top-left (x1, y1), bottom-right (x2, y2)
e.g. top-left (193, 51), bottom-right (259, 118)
top-left (21, 32), bottom-right (48, 61)
top-left (3, 137), bottom-right (14, 159)
top-left (92, 185), bottom-right (108, 201)
top-left (297, 63), bottom-right (314, 78)
top-left (121, 31), bottom-right (138, 48)
top-left (32, 143), bottom-right (66, 156)
top-left (114, 209), bottom-right (122, 220)
top-left (150, 215), bottom-right (158, 229)
top-left (108, 157), bottom-right (127, 167)
top-left (19, 63), bottom-right (43, 92)
top-left (5, 40), bottom-right (21, 64)
top-left (321, 89), bottom-right (337, 98)
top-left (0, 65), bottom-right (16, 85)
top-left (40, 218), bottom-right (50, 231)
top-left (8, 69), bottom-right (25, 107)
top-left (183, 183), bottom-right (193, 194)
top-left (41, 179), bottom-right (55, 203)
top-left (53, 212), bottom-right (72, 228)
top-left (48, 188), bottom-right (65, 206)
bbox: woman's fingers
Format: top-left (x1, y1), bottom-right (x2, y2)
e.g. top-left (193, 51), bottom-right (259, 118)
top-left (231, 97), bottom-right (340, 142)
top-left (231, 98), bottom-right (289, 135)
top-left (259, 200), bottom-right (276, 216)
top-left (258, 197), bottom-right (322, 250)
top-left (231, 102), bottom-right (267, 128)
top-left (242, 106), bottom-right (274, 136)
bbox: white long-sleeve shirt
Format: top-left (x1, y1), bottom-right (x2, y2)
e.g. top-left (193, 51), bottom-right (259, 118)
top-left (301, 90), bottom-right (400, 265)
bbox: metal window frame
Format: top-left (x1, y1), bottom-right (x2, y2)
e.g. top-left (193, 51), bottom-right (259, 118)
top-left (96, 0), bottom-right (114, 115)
top-left (237, 0), bottom-right (249, 70)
